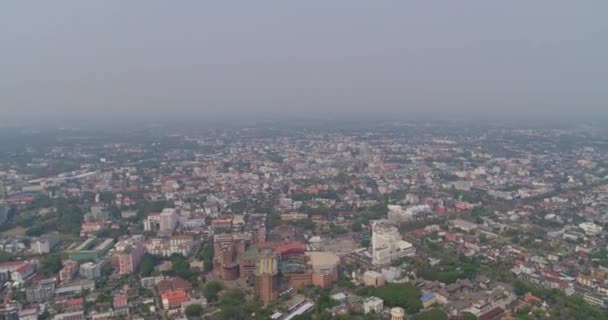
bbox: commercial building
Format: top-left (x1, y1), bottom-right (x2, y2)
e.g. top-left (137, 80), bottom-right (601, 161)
top-left (79, 262), bottom-right (102, 280)
top-left (114, 239), bottom-right (145, 275)
top-left (159, 208), bottom-right (178, 234)
top-left (306, 252), bottom-right (339, 288)
top-left (371, 220), bottom-right (415, 266)
top-left (254, 255), bottom-right (279, 304)
top-left (363, 271), bottom-right (386, 287)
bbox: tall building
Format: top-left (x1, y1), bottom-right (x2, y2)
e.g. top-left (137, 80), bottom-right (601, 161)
top-left (32, 236), bottom-right (61, 254)
top-left (253, 255), bottom-right (279, 304)
top-left (59, 261), bottom-right (79, 283)
top-left (371, 220), bottom-right (415, 266)
top-left (159, 209), bottom-right (178, 234)
top-left (79, 262), bottom-right (102, 280)
top-left (115, 240), bottom-right (145, 275)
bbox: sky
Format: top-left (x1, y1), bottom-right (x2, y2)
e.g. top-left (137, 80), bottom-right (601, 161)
top-left (1, 1), bottom-right (607, 124)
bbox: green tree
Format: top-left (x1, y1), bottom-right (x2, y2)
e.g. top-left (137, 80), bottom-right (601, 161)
top-left (367, 283), bottom-right (422, 314)
top-left (411, 309), bottom-right (448, 320)
top-left (219, 288), bottom-right (245, 306)
top-left (462, 312), bottom-right (477, 320)
top-left (40, 253), bottom-right (63, 276)
top-left (202, 281), bottom-right (224, 302)
top-left (169, 254), bottom-right (195, 281)
top-left (184, 303), bottom-right (203, 318)
top-left (138, 254), bottom-right (155, 276)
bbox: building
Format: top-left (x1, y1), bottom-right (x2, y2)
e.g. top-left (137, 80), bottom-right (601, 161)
top-left (420, 292), bottom-right (436, 308)
top-left (113, 294), bottom-right (128, 312)
top-left (10, 262), bottom-right (36, 283)
top-left (382, 267), bottom-right (403, 283)
top-left (579, 222), bottom-right (602, 236)
top-left (156, 277), bottom-right (192, 294)
top-left (52, 311), bottom-right (85, 320)
top-left (390, 307), bottom-right (405, 320)
top-left (79, 262), bottom-right (102, 280)
top-left (115, 239), bottom-right (145, 275)
top-left (26, 278), bottom-right (56, 303)
top-left (451, 219), bottom-right (478, 232)
top-left (306, 252), bottom-right (340, 288)
top-left (121, 210), bottom-right (137, 219)
top-left (68, 238), bottom-right (114, 261)
top-left (363, 296), bottom-right (384, 314)
top-left (363, 271), bottom-right (386, 287)
top-left (0, 302), bottom-right (19, 320)
top-left (161, 289), bottom-right (189, 309)
top-left (254, 255), bottom-right (279, 304)
top-left (371, 220), bottom-right (415, 266)
top-left (144, 236), bottom-right (196, 257)
top-left (388, 204), bottom-right (431, 223)
top-left (159, 208), bottom-right (178, 234)
top-left (59, 261), bottom-right (79, 283)
top-left (31, 236), bottom-right (61, 254)
top-left (143, 213), bottom-right (161, 232)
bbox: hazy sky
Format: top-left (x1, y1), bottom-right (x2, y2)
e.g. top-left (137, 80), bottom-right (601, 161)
top-left (1, 1), bottom-right (607, 123)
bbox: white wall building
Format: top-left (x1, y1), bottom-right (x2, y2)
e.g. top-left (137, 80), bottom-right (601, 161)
top-left (371, 220), bottom-right (415, 266)
top-left (363, 296), bottom-right (384, 314)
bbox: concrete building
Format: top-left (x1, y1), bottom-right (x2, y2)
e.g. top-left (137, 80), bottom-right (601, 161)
top-left (390, 307), bottom-right (405, 320)
top-left (363, 271), bottom-right (386, 287)
top-left (59, 261), bottom-right (79, 283)
top-left (579, 222), bottom-right (602, 236)
top-left (254, 255), bottom-right (279, 304)
top-left (371, 220), bottom-right (415, 266)
top-left (115, 239), bottom-right (145, 275)
top-left (159, 208), bottom-right (178, 234)
top-left (363, 296), bottom-right (384, 314)
top-left (52, 311), bottom-right (84, 320)
top-left (26, 278), bottom-right (56, 303)
top-left (79, 262), bottom-right (102, 280)
top-left (68, 238), bottom-right (114, 261)
top-left (305, 252), bottom-right (340, 288)
top-left (31, 236), bottom-right (61, 254)
top-left (161, 289), bottom-right (189, 310)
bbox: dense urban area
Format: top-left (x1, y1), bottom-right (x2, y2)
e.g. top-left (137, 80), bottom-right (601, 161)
top-left (1, 120), bottom-right (608, 320)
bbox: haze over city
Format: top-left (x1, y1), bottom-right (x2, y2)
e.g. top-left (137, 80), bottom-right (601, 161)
top-left (3, 3), bottom-right (608, 320)
top-left (2, 1), bottom-right (608, 124)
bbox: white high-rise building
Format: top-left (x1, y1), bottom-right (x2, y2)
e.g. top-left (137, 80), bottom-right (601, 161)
top-left (371, 220), bottom-right (415, 266)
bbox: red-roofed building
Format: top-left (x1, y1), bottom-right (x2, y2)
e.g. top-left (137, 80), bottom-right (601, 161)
top-left (67, 298), bottom-right (84, 312)
top-left (275, 242), bottom-right (305, 257)
top-left (156, 277), bottom-right (193, 294)
top-left (478, 307), bottom-right (504, 320)
top-left (0, 261), bottom-right (26, 273)
top-left (113, 294), bottom-right (128, 310)
top-left (11, 262), bottom-right (35, 283)
top-left (161, 289), bottom-right (189, 309)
